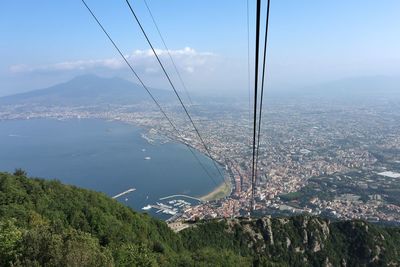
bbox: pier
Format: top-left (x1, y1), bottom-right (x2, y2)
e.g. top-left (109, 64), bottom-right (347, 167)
top-left (159, 194), bottom-right (203, 202)
top-left (112, 188), bottom-right (136, 199)
top-left (150, 204), bottom-right (177, 215)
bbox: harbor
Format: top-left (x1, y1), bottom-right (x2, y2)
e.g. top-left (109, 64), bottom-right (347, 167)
top-left (142, 195), bottom-right (201, 218)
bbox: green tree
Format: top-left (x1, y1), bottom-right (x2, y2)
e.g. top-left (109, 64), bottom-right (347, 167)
top-left (13, 168), bottom-right (27, 177)
top-left (0, 219), bottom-right (23, 266)
top-left (115, 243), bottom-right (157, 267)
top-left (62, 229), bottom-right (114, 267)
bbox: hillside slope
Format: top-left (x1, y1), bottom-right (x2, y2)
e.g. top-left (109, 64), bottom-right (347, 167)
top-left (0, 172), bottom-right (399, 266)
top-left (0, 74), bottom-right (173, 106)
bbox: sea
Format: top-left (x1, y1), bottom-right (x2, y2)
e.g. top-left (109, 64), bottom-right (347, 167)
top-left (0, 119), bottom-right (223, 219)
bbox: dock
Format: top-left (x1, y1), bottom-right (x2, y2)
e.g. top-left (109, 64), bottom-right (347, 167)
top-left (112, 188), bottom-right (136, 199)
top-left (150, 204), bottom-right (178, 215)
top-left (159, 194), bottom-right (203, 202)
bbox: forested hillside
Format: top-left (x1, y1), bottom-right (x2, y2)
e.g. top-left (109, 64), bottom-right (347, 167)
top-left (1, 172), bottom-right (399, 266)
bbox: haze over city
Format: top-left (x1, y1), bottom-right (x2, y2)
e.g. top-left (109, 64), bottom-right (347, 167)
top-left (1, 0), bottom-right (400, 96)
top-left (1, 1), bottom-right (400, 266)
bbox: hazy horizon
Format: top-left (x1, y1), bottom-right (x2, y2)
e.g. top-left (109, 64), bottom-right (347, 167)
top-left (1, 73), bottom-right (400, 101)
top-left (1, 0), bottom-right (400, 97)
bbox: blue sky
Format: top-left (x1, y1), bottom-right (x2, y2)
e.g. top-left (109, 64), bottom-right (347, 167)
top-left (1, 0), bottom-right (400, 96)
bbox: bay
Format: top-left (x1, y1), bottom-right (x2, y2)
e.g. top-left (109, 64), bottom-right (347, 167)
top-left (0, 119), bottom-right (222, 219)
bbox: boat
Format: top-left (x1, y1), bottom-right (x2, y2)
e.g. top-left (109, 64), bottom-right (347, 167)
top-left (142, 205), bottom-right (152, 210)
top-left (162, 209), bottom-right (177, 215)
top-left (157, 202), bottom-right (172, 209)
top-left (144, 156), bottom-right (151, 160)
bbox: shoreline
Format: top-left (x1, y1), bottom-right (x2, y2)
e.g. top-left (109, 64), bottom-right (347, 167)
top-left (2, 117), bottom-right (234, 202)
top-left (199, 179), bottom-right (232, 202)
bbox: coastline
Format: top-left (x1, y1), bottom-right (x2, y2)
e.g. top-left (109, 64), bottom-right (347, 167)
top-left (1, 117), bottom-right (234, 203)
top-left (132, 119), bottom-right (234, 202)
top-left (199, 179), bottom-right (232, 202)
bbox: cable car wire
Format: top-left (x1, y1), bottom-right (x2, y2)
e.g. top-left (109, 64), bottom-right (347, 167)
top-left (247, 0), bottom-right (252, 148)
top-left (255, 0), bottom-right (271, 195)
top-left (125, 0), bottom-right (227, 185)
top-left (143, 0), bottom-right (193, 106)
top-left (81, 0), bottom-right (219, 186)
top-left (251, 0), bottom-right (262, 211)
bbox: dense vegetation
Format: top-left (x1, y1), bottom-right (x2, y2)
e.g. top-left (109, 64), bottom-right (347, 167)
top-left (1, 172), bottom-right (399, 266)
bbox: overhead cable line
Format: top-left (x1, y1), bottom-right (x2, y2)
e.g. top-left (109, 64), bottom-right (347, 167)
top-left (81, 0), bottom-right (219, 186)
top-left (246, 0), bottom-right (252, 148)
top-left (143, 0), bottom-right (193, 106)
top-left (255, 0), bottom-right (271, 196)
top-left (251, 0), bottom-right (262, 211)
top-left (125, 0), bottom-right (227, 186)
top-left (246, 0), bottom-right (253, 193)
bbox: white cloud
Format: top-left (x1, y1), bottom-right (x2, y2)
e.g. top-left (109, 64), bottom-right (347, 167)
top-left (185, 66), bottom-right (194, 73)
top-left (9, 64), bottom-right (31, 73)
top-left (7, 47), bottom-right (248, 95)
top-left (8, 47), bottom-right (216, 74)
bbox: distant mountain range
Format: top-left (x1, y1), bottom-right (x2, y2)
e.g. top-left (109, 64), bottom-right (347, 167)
top-left (305, 76), bottom-right (400, 97)
top-left (1, 74), bottom-right (399, 106)
top-left (267, 75), bottom-right (400, 101)
top-left (0, 74), bottom-right (174, 106)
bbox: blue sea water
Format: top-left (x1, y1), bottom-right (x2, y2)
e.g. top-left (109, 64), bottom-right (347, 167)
top-left (0, 119), bottom-right (222, 218)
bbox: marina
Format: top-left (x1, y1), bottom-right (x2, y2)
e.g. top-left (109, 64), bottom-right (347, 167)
top-left (150, 203), bottom-right (177, 215)
top-left (0, 119), bottom-right (223, 221)
top-left (159, 194), bottom-right (203, 202)
top-left (142, 205), bottom-right (152, 210)
top-left (142, 197), bottom-right (199, 217)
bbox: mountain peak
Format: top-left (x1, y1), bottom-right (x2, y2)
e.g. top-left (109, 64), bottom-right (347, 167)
top-left (0, 74), bottom-right (172, 106)
top-left (68, 73), bottom-right (104, 82)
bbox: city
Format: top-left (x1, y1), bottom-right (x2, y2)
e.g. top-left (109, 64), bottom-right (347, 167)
top-left (2, 0), bottom-right (400, 265)
top-left (1, 94), bottom-right (399, 225)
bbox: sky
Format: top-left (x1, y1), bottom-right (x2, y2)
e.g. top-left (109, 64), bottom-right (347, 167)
top-left (1, 0), bottom-right (400, 97)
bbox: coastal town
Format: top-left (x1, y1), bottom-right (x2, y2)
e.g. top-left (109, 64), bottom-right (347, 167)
top-left (1, 96), bottom-right (400, 225)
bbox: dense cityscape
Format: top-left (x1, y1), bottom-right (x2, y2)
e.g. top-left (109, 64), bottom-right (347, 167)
top-left (1, 95), bottom-right (400, 225)
top-left (2, 1), bottom-right (400, 265)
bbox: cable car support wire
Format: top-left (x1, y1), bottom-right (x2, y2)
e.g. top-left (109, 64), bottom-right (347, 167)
top-left (81, 0), bottom-right (219, 186)
top-left (125, 0), bottom-right (227, 186)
